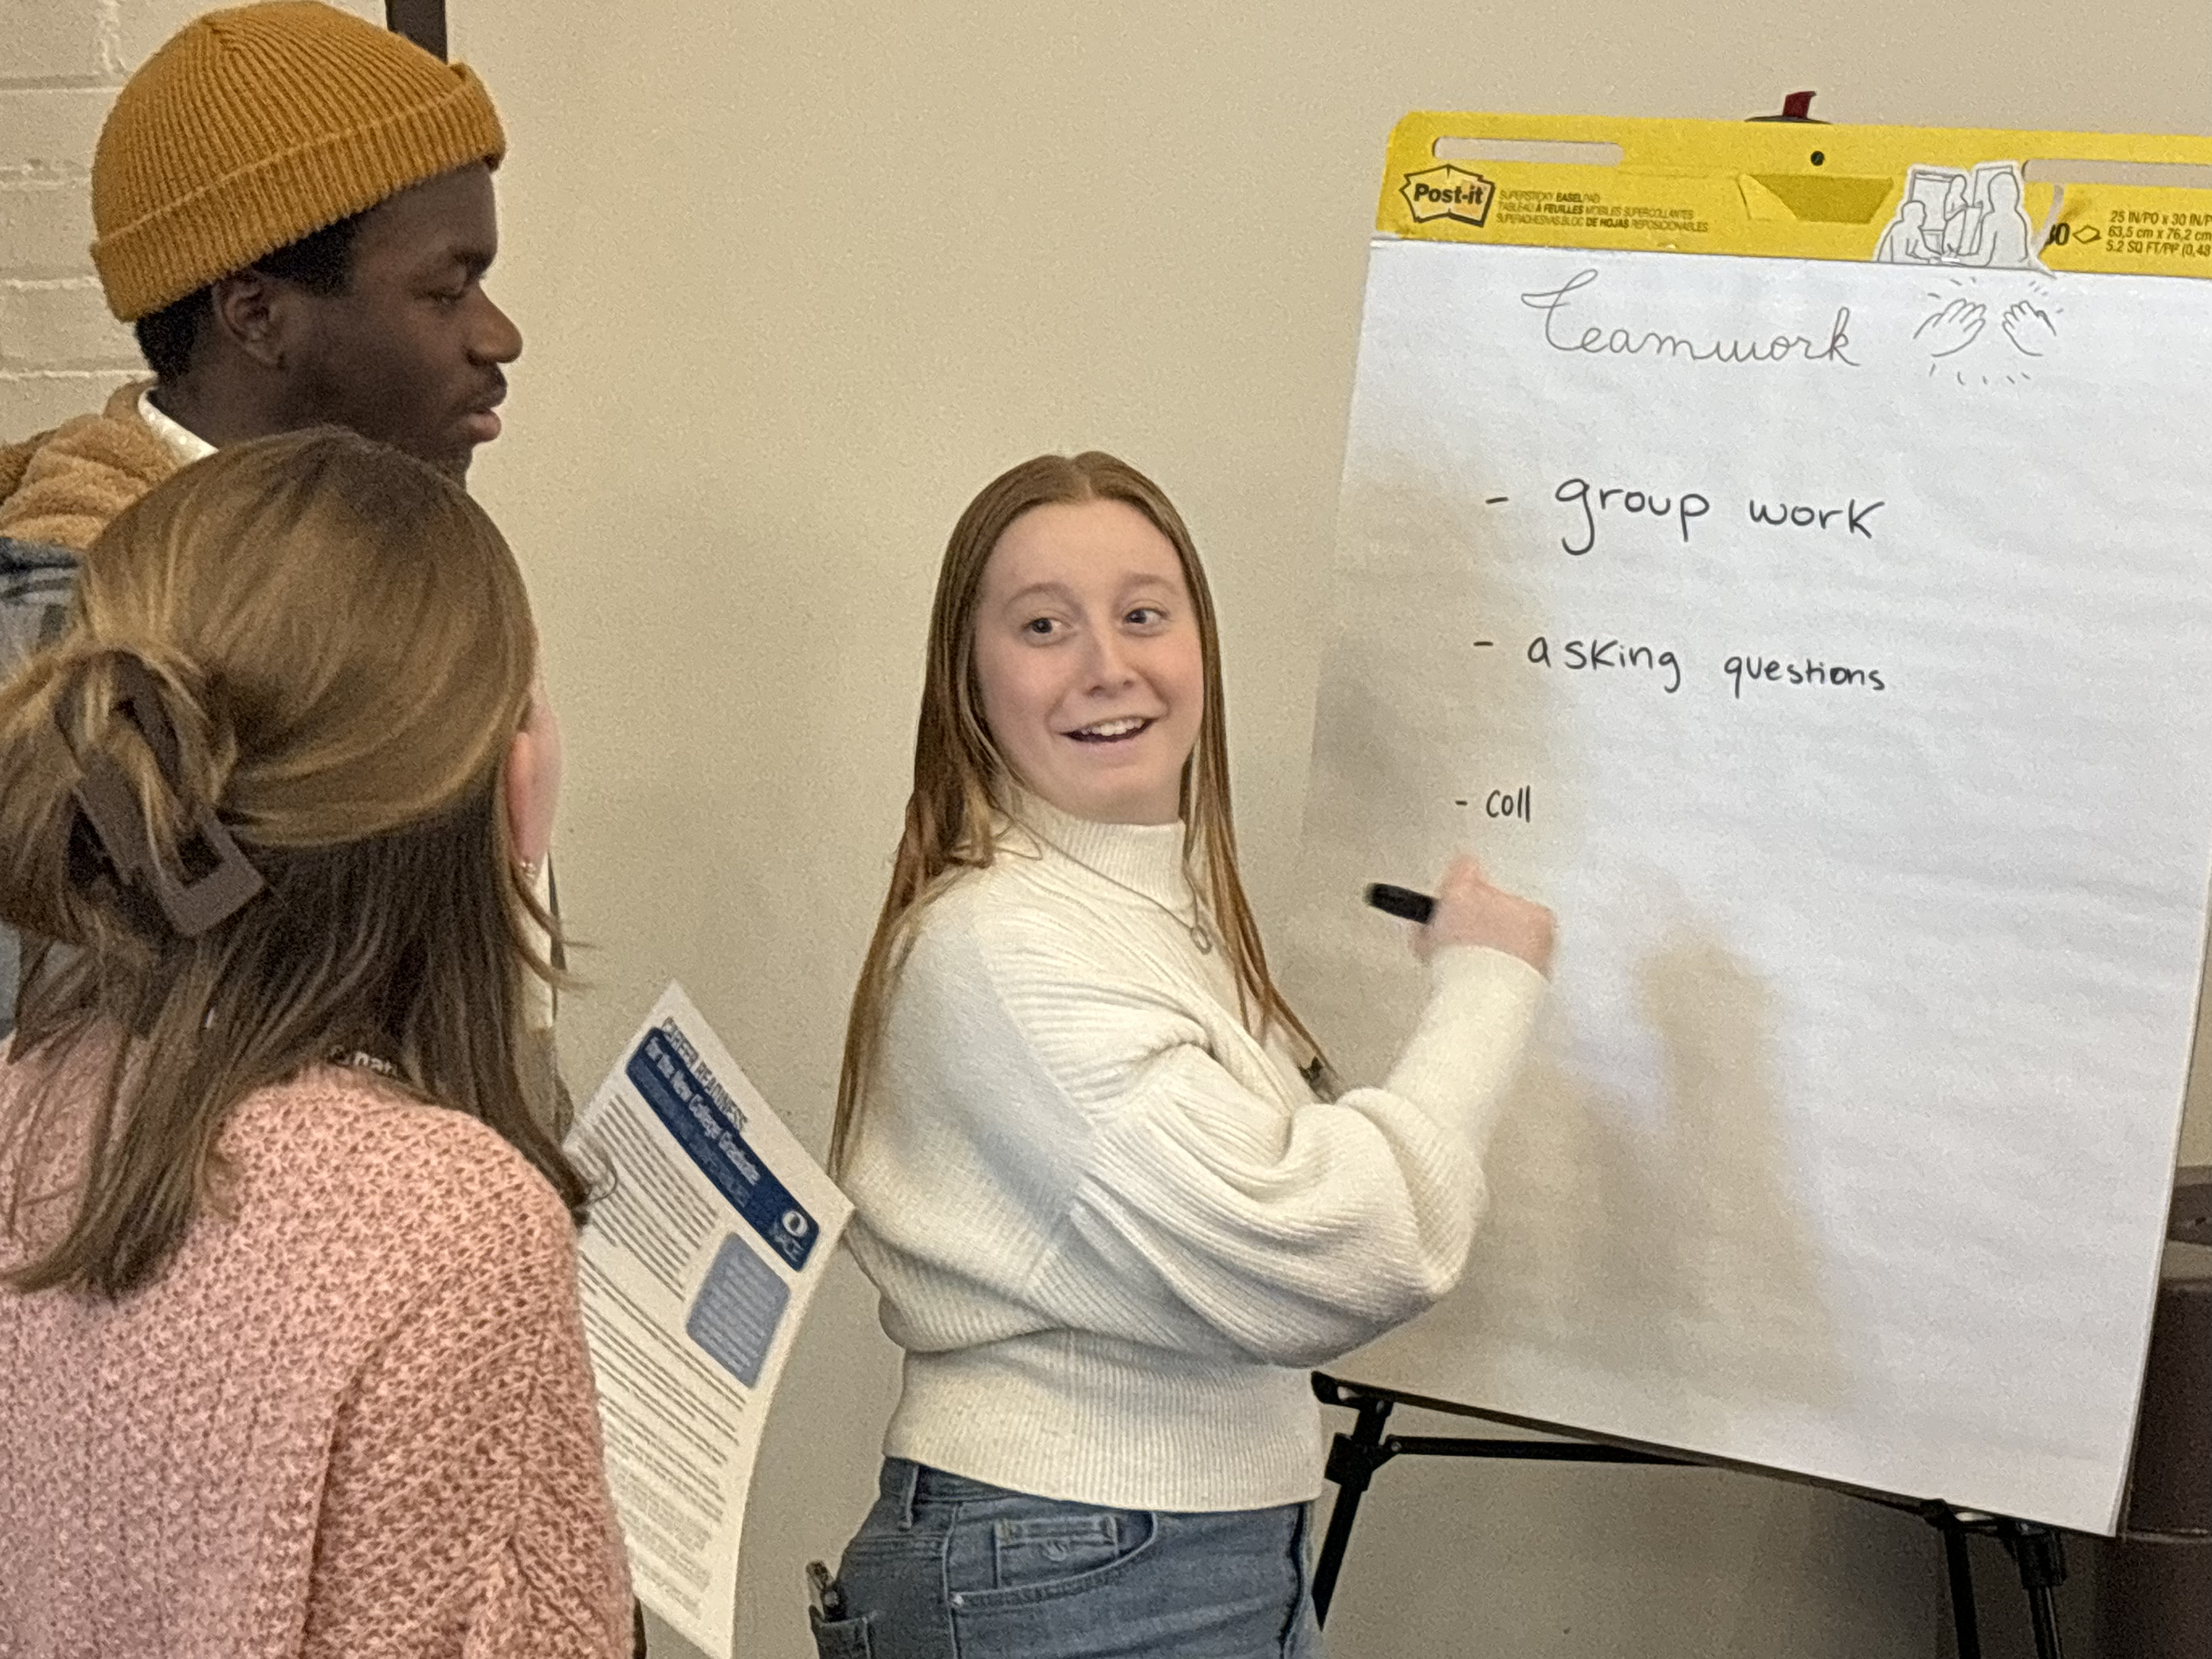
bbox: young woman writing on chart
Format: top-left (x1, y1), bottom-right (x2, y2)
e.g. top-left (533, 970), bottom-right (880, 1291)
top-left (0, 431), bottom-right (635, 1657)
top-left (814, 453), bottom-right (1554, 1659)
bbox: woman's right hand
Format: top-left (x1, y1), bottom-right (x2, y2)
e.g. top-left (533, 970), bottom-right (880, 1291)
top-left (1417, 854), bottom-right (1555, 976)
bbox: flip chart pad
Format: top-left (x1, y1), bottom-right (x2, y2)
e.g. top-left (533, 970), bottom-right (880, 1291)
top-left (1285, 118), bottom-right (2212, 1533)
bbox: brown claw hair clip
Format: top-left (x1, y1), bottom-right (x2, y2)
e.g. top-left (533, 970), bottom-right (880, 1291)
top-left (58, 654), bottom-right (265, 938)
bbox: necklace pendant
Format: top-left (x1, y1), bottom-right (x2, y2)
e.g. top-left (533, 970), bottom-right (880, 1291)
top-left (1190, 922), bottom-right (1215, 955)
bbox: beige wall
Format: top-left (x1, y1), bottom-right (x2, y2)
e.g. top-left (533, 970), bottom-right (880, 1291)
top-left (9, 1), bottom-right (2208, 1655)
top-left (451, 3), bottom-right (2208, 1656)
top-left (448, 4), bottom-right (2208, 1654)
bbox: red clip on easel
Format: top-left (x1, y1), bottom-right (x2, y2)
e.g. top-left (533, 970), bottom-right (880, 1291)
top-left (1750, 90), bottom-right (1824, 122)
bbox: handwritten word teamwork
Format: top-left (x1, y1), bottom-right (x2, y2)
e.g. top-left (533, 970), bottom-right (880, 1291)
top-left (1521, 268), bottom-right (1859, 366)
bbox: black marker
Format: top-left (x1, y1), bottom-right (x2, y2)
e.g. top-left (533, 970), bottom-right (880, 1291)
top-left (1364, 882), bottom-right (1435, 925)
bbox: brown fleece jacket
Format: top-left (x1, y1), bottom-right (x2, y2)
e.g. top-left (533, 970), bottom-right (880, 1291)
top-left (0, 381), bottom-right (180, 551)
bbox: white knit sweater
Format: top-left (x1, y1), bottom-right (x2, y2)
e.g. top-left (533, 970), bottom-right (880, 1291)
top-left (841, 795), bottom-right (1547, 1512)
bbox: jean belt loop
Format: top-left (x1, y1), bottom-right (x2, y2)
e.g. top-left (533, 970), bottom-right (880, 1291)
top-left (895, 1458), bottom-right (922, 1530)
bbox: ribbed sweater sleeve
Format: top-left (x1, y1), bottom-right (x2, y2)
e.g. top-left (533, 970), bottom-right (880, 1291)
top-left (298, 1171), bottom-right (632, 1659)
top-left (843, 830), bottom-right (1553, 1510)
top-left (1064, 944), bottom-right (1545, 1368)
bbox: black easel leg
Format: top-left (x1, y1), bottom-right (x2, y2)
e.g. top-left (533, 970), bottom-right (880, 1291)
top-left (2025, 1588), bottom-right (2063, 1659)
top-left (2003, 1522), bottom-right (2066, 1659)
top-left (1940, 1515), bottom-right (1982, 1659)
top-left (1311, 1391), bottom-right (1395, 1627)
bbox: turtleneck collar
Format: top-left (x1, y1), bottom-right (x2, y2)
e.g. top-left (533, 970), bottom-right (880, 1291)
top-left (1001, 784), bottom-right (1194, 912)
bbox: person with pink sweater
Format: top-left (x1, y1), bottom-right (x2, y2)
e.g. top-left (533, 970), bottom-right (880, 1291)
top-left (0, 430), bottom-right (635, 1657)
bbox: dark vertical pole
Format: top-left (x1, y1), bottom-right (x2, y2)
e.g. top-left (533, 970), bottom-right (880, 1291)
top-left (1940, 1515), bottom-right (1983, 1659)
top-left (386, 0), bottom-right (448, 60)
top-left (2004, 1522), bottom-right (2067, 1659)
top-left (1311, 1391), bottom-right (1395, 1627)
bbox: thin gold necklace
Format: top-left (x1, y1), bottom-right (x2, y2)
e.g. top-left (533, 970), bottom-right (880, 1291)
top-left (1026, 823), bottom-right (1216, 955)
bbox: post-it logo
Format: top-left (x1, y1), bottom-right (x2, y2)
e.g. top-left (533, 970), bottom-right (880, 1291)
top-left (1402, 164), bottom-right (1496, 227)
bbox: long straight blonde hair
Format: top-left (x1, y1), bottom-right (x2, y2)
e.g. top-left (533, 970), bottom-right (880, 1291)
top-left (0, 429), bottom-right (584, 1298)
top-left (831, 451), bottom-right (1322, 1171)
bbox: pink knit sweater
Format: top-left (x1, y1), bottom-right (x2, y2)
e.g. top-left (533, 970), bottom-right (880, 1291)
top-left (0, 1046), bottom-right (634, 1658)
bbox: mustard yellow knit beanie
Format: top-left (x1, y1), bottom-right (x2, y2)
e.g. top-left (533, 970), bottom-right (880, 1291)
top-left (91, 2), bottom-right (506, 321)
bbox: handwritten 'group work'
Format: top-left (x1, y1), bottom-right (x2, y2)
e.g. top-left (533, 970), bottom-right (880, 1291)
top-left (1553, 477), bottom-right (1887, 556)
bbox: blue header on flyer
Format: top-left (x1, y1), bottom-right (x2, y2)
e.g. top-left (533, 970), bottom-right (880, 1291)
top-left (627, 1022), bottom-right (820, 1271)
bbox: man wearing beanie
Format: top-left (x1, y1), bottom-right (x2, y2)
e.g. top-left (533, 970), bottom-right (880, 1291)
top-left (0, 1), bottom-right (517, 542)
top-left (0, 5), bottom-right (545, 1038)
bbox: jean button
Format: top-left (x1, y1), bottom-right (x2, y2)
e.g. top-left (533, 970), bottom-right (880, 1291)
top-left (950, 1593), bottom-right (967, 1609)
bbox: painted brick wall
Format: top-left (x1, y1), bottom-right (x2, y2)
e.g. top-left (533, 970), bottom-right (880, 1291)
top-left (0, 0), bottom-right (381, 441)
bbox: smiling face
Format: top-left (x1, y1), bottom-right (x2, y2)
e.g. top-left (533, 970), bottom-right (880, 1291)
top-left (970, 496), bottom-right (1206, 825)
top-left (282, 165), bottom-right (522, 477)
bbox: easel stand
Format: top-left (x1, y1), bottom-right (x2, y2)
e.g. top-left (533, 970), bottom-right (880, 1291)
top-left (1310, 1374), bottom-right (2070, 1659)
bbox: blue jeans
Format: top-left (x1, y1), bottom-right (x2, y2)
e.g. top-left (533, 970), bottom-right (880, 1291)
top-left (809, 1459), bottom-right (1323, 1659)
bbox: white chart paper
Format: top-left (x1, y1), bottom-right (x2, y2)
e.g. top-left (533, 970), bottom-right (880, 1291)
top-left (568, 984), bottom-right (851, 1656)
top-left (1286, 239), bottom-right (2212, 1532)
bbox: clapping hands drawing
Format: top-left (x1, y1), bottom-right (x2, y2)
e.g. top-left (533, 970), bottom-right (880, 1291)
top-left (2000, 300), bottom-right (2057, 357)
top-left (1912, 287), bottom-right (2060, 382)
top-left (1914, 298), bottom-right (1987, 358)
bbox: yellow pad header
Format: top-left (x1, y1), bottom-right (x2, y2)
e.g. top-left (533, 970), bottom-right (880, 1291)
top-left (1381, 112), bottom-right (2212, 278)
